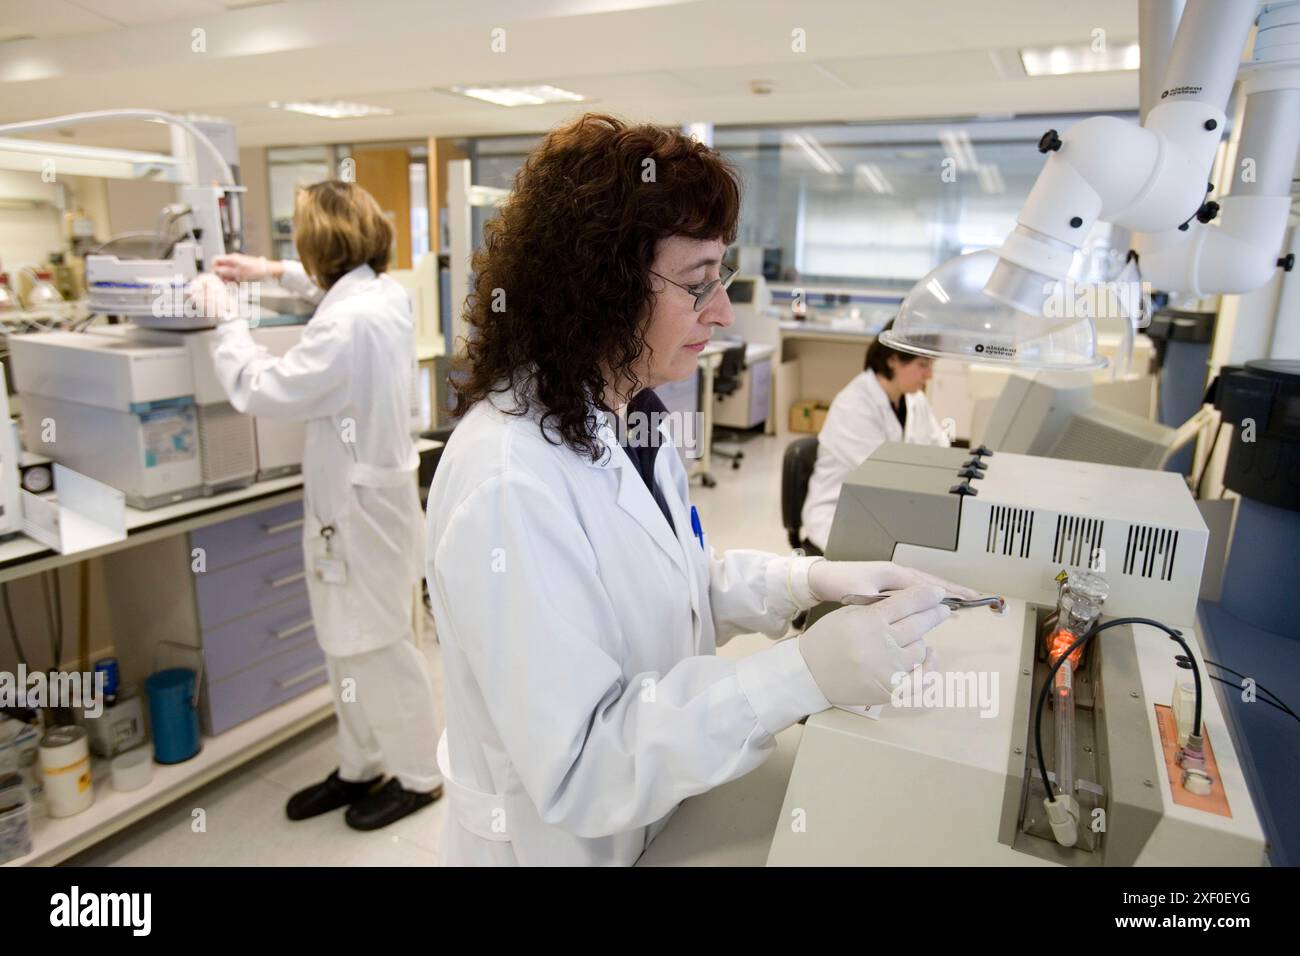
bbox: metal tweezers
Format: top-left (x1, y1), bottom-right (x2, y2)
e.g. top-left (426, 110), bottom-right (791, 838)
top-left (842, 592), bottom-right (1007, 612)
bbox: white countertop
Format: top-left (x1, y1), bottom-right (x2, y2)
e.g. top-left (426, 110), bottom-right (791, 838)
top-left (0, 439), bottom-right (442, 580)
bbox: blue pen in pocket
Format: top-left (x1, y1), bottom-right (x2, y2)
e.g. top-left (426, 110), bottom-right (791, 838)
top-left (690, 505), bottom-right (704, 551)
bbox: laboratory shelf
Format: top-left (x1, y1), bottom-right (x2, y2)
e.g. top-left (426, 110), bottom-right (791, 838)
top-left (5, 684), bottom-right (333, 866)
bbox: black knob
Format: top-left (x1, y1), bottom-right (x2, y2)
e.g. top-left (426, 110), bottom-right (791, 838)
top-left (1069, 216), bottom-right (1084, 228)
top-left (1196, 201), bottom-right (1220, 224)
top-left (1037, 129), bottom-right (1062, 153)
top-left (1280, 254), bottom-right (1296, 272)
top-left (971, 445), bottom-right (994, 457)
top-left (1204, 119), bottom-right (1218, 131)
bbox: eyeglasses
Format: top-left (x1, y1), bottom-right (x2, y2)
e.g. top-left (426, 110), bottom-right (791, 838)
top-left (649, 262), bottom-right (737, 313)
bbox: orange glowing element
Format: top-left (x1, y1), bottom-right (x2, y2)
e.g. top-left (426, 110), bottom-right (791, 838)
top-left (1046, 627), bottom-right (1084, 669)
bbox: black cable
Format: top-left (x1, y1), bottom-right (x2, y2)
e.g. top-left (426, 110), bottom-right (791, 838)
top-left (1201, 658), bottom-right (1294, 715)
top-left (1194, 421), bottom-right (1223, 498)
top-left (0, 581), bottom-right (29, 668)
top-left (50, 570), bottom-right (63, 654)
top-left (1207, 675), bottom-right (1300, 725)
top-left (1035, 617), bottom-right (1200, 803)
top-left (1204, 658), bottom-right (1299, 719)
top-left (39, 572), bottom-right (60, 670)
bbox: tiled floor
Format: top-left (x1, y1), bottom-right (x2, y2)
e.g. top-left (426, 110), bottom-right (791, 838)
top-left (67, 429), bottom-right (795, 866)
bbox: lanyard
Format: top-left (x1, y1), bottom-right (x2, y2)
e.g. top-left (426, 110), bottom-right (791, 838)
top-left (308, 414), bottom-right (361, 537)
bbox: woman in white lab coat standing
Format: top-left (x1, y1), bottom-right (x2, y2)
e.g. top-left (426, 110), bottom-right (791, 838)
top-left (206, 182), bottom-right (442, 830)
top-left (801, 326), bottom-right (951, 554)
top-left (425, 114), bottom-right (975, 866)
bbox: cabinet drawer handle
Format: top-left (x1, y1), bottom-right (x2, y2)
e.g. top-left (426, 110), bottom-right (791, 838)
top-left (262, 518), bottom-right (304, 536)
top-left (276, 664), bottom-right (327, 689)
top-left (268, 571), bottom-right (306, 589)
top-left (272, 618), bottom-right (314, 641)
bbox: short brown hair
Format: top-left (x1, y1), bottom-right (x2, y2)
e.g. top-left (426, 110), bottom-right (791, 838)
top-left (452, 113), bottom-right (741, 461)
top-left (293, 180), bottom-right (393, 289)
top-left (864, 318), bottom-right (919, 379)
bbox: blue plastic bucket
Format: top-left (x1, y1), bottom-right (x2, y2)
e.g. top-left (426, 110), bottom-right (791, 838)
top-left (145, 667), bottom-right (201, 764)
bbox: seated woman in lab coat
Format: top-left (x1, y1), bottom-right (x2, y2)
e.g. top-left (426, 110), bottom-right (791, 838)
top-left (424, 113), bottom-right (975, 866)
top-left (800, 328), bottom-right (950, 554)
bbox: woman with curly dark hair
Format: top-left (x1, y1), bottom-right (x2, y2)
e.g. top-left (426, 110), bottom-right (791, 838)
top-left (424, 113), bottom-right (972, 866)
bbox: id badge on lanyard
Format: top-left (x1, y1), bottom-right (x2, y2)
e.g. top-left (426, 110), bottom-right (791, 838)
top-left (313, 524), bottom-right (348, 585)
top-left (310, 414), bottom-right (357, 586)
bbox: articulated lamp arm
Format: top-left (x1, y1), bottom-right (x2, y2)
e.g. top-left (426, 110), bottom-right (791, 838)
top-left (984, 0), bottom-right (1261, 317)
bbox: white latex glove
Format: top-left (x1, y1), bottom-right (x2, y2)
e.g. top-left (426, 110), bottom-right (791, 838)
top-left (798, 585), bottom-right (949, 707)
top-left (807, 558), bottom-right (978, 605)
top-left (212, 253), bottom-right (276, 282)
top-left (185, 273), bottom-right (238, 322)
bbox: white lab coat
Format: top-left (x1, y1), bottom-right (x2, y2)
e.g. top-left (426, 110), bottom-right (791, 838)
top-left (424, 384), bottom-right (831, 866)
top-left (212, 262), bottom-right (423, 657)
top-left (801, 370), bottom-right (949, 553)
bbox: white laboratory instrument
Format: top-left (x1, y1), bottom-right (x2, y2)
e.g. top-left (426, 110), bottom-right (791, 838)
top-left (9, 331), bottom-right (203, 508)
top-left (928, 335), bottom-right (1158, 443)
top-left (242, 322), bottom-right (308, 480)
top-left (978, 372), bottom-right (1199, 469)
top-left (882, 0), bottom-right (1299, 369)
top-left (105, 320), bottom-right (307, 490)
top-left (0, 110), bottom-right (244, 330)
top-left (124, 325), bottom-right (258, 494)
top-left (84, 241), bottom-right (204, 325)
top-left (772, 442), bottom-right (1265, 866)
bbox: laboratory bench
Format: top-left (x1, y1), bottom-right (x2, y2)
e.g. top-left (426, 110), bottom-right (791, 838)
top-left (2, 439), bottom-right (440, 866)
top-left (636, 722), bottom-right (802, 867)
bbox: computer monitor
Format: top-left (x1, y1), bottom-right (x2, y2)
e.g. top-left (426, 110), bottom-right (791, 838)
top-left (727, 278), bottom-right (757, 305)
top-left (726, 275), bottom-right (776, 349)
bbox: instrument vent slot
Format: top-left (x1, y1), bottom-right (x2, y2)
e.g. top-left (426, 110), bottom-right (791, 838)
top-left (986, 505), bottom-right (1034, 558)
top-left (1053, 514), bottom-right (1105, 569)
top-left (1123, 525), bottom-right (1179, 581)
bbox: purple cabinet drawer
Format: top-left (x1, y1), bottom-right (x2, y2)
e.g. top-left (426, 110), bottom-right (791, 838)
top-left (202, 640), bottom-right (329, 736)
top-left (195, 545), bottom-right (306, 630)
top-left (191, 500), bottom-right (304, 572)
top-left (202, 593), bottom-right (316, 682)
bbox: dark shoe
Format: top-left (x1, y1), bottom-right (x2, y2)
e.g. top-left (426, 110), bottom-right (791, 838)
top-left (286, 770), bottom-right (384, 821)
top-left (344, 778), bottom-right (442, 831)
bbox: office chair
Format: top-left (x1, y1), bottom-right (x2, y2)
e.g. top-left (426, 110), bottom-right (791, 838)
top-left (418, 423), bottom-right (457, 621)
top-left (781, 436), bottom-right (823, 554)
top-left (712, 344), bottom-right (749, 470)
top-left (781, 435), bottom-right (822, 631)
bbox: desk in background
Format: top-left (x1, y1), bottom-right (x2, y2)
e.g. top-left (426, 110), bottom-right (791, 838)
top-left (654, 341), bottom-right (775, 486)
top-left (773, 319), bottom-right (883, 437)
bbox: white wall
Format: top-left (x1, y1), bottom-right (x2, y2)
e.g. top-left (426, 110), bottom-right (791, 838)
top-left (104, 177), bottom-right (178, 234)
top-left (0, 170), bottom-right (64, 274)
